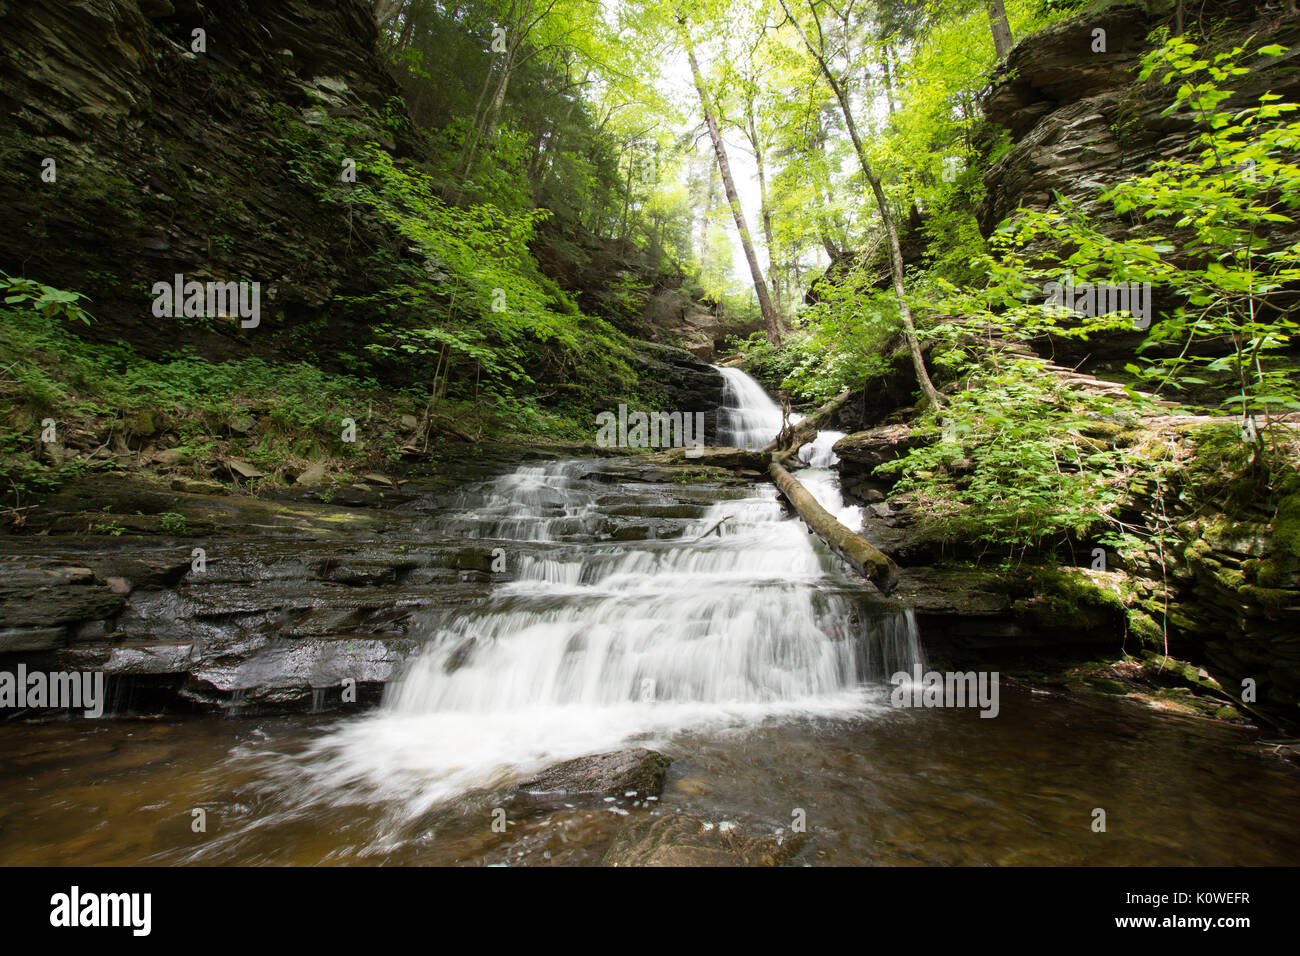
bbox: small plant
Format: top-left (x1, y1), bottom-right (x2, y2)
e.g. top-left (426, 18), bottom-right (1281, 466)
top-left (1, 273), bottom-right (94, 325)
top-left (158, 512), bottom-right (188, 534)
top-left (91, 505), bottom-right (123, 536)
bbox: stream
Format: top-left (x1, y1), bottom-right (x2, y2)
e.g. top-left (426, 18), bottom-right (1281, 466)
top-left (1, 369), bottom-right (1298, 866)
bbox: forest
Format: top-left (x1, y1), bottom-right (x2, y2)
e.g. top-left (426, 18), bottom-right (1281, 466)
top-left (0, 0), bottom-right (1298, 884)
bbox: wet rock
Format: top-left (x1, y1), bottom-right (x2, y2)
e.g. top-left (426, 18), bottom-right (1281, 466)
top-left (182, 634), bottom-right (419, 711)
top-left (226, 459), bottom-right (266, 480)
top-left (625, 342), bottom-right (725, 444)
top-left (170, 477), bottom-right (227, 495)
top-left (54, 567), bottom-right (94, 585)
top-left (295, 463), bottom-right (328, 486)
top-left (517, 748), bottom-right (671, 799)
top-left (833, 424), bottom-right (923, 477)
top-left (443, 635), bottom-right (479, 674)
top-left (0, 581), bottom-right (124, 631)
top-left (611, 524), bottom-right (652, 541)
top-left (645, 446), bottom-right (768, 470)
top-left (601, 813), bottom-right (803, 867)
top-left (59, 640), bottom-right (198, 675)
top-left (0, 627), bottom-right (66, 652)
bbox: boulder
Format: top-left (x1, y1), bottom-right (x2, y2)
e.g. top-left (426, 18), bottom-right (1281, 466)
top-left (833, 423), bottom-right (924, 476)
top-left (295, 462), bottom-right (328, 486)
top-left (226, 459), bottom-right (265, 480)
top-left (516, 748), bottom-right (671, 799)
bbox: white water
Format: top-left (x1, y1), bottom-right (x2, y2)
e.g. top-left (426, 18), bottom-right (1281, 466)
top-left (252, 369), bottom-right (922, 829)
top-left (716, 365), bottom-right (784, 449)
top-left (796, 429), bottom-right (863, 530)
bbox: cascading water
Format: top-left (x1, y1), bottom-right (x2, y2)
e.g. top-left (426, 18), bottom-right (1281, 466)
top-left (717, 361), bottom-right (858, 528)
top-left (795, 428), bottom-right (862, 530)
top-left (716, 365), bottom-right (784, 449)
top-left (257, 369), bottom-right (923, 828)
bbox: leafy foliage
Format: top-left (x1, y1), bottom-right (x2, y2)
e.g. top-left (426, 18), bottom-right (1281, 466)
top-left (879, 358), bottom-right (1158, 547)
top-left (995, 36), bottom-right (1300, 439)
top-left (340, 144), bottom-right (639, 419)
top-left (1, 272), bottom-right (94, 326)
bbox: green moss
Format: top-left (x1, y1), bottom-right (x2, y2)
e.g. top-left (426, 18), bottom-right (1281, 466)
top-left (1239, 585), bottom-right (1294, 609)
top-left (1213, 566), bottom-right (1245, 589)
top-left (1183, 538), bottom-right (1215, 564)
top-left (1039, 568), bottom-right (1126, 611)
top-left (1128, 610), bottom-right (1164, 646)
top-left (1081, 676), bottom-right (1128, 694)
top-left (1274, 479), bottom-right (1300, 558)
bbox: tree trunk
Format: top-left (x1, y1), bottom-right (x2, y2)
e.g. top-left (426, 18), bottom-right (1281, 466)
top-left (987, 0), bottom-right (1014, 59)
top-left (482, 46), bottom-right (515, 140)
top-left (880, 46), bottom-right (897, 115)
top-left (698, 155), bottom-right (719, 275)
top-left (806, 127), bottom-right (842, 262)
top-left (373, 0), bottom-right (404, 29)
top-left (761, 388), bottom-right (852, 460)
top-left (620, 146), bottom-right (634, 244)
top-left (747, 108), bottom-right (783, 324)
top-left (458, 1), bottom-right (532, 192)
top-left (681, 21), bottom-right (782, 347)
top-left (778, 0), bottom-right (944, 409)
top-left (769, 461), bottom-right (900, 593)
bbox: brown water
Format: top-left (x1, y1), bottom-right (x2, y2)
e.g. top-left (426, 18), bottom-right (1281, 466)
top-left (4, 381), bottom-right (1297, 867)
top-left (2, 684), bottom-right (1296, 866)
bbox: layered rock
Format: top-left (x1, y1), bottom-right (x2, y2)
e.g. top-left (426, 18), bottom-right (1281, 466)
top-left (0, 0), bottom-right (416, 365)
top-left (0, 449), bottom-right (764, 716)
top-left (639, 288), bottom-right (725, 360)
top-left (625, 341), bottom-right (725, 444)
top-left (980, 1), bottom-right (1300, 242)
top-left (976, 1), bottom-right (1300, 365)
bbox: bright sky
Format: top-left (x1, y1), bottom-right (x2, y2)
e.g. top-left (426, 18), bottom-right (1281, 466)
top-left (656, 33), bottom-right (794, 297)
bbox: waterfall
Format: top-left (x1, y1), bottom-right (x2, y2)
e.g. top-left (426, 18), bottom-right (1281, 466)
top-left (715, 366), bottom-right (784, 449)
top-left (799, 429), bottom-right (844, 468)
top-left (274, 369), bottom-right (923, 819)
top-left (794, 428), bottom-right (863, 530)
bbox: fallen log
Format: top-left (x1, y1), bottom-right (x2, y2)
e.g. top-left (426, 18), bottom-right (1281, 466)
top-left (644, 446), bottom-right (769, 470)
top-left (761, 389), bottom-right (852, 463)
top-left (768, 460), bottom-right (899, 594)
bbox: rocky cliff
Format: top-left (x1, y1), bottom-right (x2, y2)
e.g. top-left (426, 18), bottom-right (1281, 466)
top-left (976, 0), bottom-right (1300, 365)
top-left (980, 1), bottom-right (1300, 239)
top-left (0, 0), bottom-right (417, 364)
